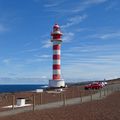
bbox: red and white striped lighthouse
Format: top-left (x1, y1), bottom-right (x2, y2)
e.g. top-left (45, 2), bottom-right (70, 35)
top-left (49, 24), bottom-right (65, 88)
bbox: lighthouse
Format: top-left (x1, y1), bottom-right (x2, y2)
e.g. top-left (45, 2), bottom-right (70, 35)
top-left (49, 24), bottom-right (65, 88)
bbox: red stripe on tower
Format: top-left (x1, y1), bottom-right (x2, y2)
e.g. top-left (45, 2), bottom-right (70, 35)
top-left (53, 55), bottom-right (60, 60)
top-left (53, 74), bottom-right (60, 80)
top-left (53, 45), bottom-right (60, 50)
top-left (53, 64), bottom-right (60, 69)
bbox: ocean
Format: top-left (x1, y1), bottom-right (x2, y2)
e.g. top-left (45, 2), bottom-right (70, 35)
top-left (0, 84), bottom-right (48, 93)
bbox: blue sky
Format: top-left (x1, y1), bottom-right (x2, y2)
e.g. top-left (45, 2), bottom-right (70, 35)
top-left (0, 0), bottom-right (120, 84)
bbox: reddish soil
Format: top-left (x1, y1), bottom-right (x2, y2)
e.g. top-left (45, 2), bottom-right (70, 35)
top-left (108, 78), bottom-right (120, 84)
top-left (0, 85), bottom-right (93, 110)
top-left (0, 91), bottom-right (120, 120)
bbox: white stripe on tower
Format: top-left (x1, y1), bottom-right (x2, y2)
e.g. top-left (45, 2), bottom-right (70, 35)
top-left (53, 70), bottom-right (61, 74)
top-left (53, 60), bottom-right (60, 64)
top-left (53, 50), bottom-right (60, 55)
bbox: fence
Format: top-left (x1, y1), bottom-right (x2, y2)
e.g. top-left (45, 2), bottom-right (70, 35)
top-left (0, 83), bottom-right (120, 112)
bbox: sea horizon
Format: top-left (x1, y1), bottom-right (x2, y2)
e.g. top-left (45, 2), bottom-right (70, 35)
top-left (0, 84), bottom-right (48, 93)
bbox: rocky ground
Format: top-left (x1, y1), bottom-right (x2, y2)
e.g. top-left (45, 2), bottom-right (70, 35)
top-left (0, 91), bottom-right (119, 120)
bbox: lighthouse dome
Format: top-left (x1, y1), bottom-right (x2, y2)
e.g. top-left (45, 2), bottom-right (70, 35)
top-left (53, 24), bottom-right (60, 29)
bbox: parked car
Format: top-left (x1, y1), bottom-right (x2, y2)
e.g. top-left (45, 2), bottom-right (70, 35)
top-left (84, 82), bottom-right (103, 90)
top-left (99, 81), bottom-right (108, 87)
top-left (84, 84), bottom-right (92, 90)
top-left (104, 81), bottom-right (107, 86)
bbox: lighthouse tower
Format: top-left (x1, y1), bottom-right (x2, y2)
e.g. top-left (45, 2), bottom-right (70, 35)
top-left (49, 24), bottom-right (65, 88)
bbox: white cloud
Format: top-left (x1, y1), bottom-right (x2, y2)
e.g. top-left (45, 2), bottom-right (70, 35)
top-left (22, 48), bottom-right (40, 53)
top-left (100, 31), bottom-right (120, 39)
top-left (61, 43), bottom-right (120, 79)
top-left (75, 28), bottom-right (89, 32)
top-left (71, 0), bottom-right (108, 13)
top-left (42, 39), bottom-right (52, 48)
top-left (35, 54), bottom-right (51, 58)
top-left (40, 54), bottom-right (51, 58)
top-left (41, 75), bottom-right (47, 79)
top-left (62, 56), bottom-right (120, 80)
top-left (2, 59), bottom-right (11, 65)
top-left (98, 54), bottom-right (120, 62)
top-left (61, 15), bottom-right (87, 29)
top-left (62, 54), bottom-right (116, 65)
top-left (25, 58), bottom-right (43, 64)
top-left (44, 3), bottom-right (60, 8)
top-left (0, 24), bottom-right (8, 32)
top-left (33, 0), bottom-right (40, 3)
top-left (64, 43), bottom-right (120, 56)
top-left (24, 42), bottom-right (32, 47)
top-left (8, 73), bottom-right (17, 76)
top-left (44, 0), bottom-right (108, 13)
top-left (106, 1), bottom-right (118, 11)
top-left (63, 32), bottom-right (74, 43)
top-left (84, 0), bottom-right (108, 4)
top-left (84, 31), bottom-right (120, 40)
top-left (44, 0), bottom-right (66, 8)
top-left (24, 54), bottom-right (51, 64)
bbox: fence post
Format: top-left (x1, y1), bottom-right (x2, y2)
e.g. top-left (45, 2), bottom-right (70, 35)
top-left (107, 87), bottom-right (109, 95)
top-left (111, 87), bottom-right (113, 93)
top-left (80, 91), bottom-right (82, 103)
top-left (90, 90), bottom-right (92, 101)
top-left (63, 93), bottom-right (66, 106)
top-left (99, 89), bottom-right (102, 98)
top-left (104, 88), bottom-right (106, 96)
top-left (77, 86), bottom-right (79, 97)
top-left (33, 93), bottom-right (35, 111)
top-left (72, 87), bottom-right (74, 98)
top-left (39, 92), bottom-right (42, 104)
top-left (60, 92), bottom-right (62, 101)
top-left (117, 87), bottom-right (119, 92)
top-left (112, 87), bottom-right (113, 92)
top-left (78, 86), bottom-right (82, 103)
top-left (12, 93), bottom-right (15, 110)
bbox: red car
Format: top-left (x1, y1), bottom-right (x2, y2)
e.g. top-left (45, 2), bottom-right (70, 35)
top-left (84, 82), bottom-right (103, 90)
